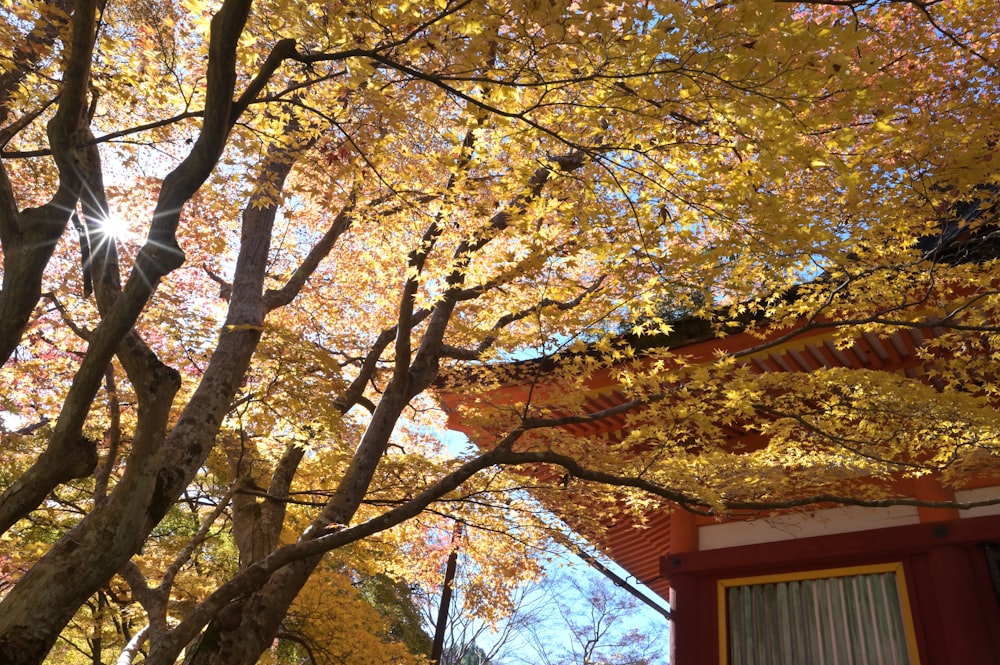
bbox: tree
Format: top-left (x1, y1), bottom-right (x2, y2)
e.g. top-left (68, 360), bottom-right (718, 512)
top-left (414, 528), bottom-right (543, 665)
top-left (415, 538), bottom-right (667, 665)
top-left (515, 573), bottom-right (668, 665)
top-left (0, 0), bottom-right (998, 664)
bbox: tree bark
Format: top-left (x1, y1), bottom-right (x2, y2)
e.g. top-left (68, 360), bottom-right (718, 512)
top-left (0, 360), bottom-right (179, 664)
top-left (0, 0), bottom-right (95, 367)
top-left (0, 5), bottom-right (269, 648)
top-left (167, 149), bottom-right (587, 665)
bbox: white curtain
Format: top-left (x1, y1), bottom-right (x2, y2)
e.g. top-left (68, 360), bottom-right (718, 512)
top-left (727, 571), bottom-right (912, 665)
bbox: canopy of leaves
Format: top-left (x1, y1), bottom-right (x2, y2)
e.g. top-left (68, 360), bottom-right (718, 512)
top-left (0, 0), bottom-right (997, 663)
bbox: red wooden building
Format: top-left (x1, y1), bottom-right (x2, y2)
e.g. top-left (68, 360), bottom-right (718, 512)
top-left (442, 319), bottom-right (1000, 665)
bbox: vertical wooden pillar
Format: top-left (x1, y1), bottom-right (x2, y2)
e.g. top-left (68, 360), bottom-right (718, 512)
top-left (666, 509), bottom-right (703, 664)
top-left (913, 475), bottom-right (959, 523)
top-left (670, 508), bottom-right (698, 554)
top-left (923, 545), bottom-right (994, 664)
top-left (667, 572), bottom-right (698, 665)
top-left (665, 559), bottom-right (719, 665)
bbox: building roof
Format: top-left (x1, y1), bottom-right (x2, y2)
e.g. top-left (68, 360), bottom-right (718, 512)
top-left (438, 223), bottom-right (1000, 601)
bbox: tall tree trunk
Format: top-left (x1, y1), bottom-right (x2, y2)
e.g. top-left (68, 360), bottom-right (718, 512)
top-left (430, 531), bottom-right (462, 664)
top-left (179, 382), bottom-right (420, 665)
top-left (0, 76), bottom-right (274, 660)
top-left (0, 363), bottom-right (179, 664)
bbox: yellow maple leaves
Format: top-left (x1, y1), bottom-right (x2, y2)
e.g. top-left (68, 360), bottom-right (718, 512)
top-left (1, 0), bottom-right (999, 661)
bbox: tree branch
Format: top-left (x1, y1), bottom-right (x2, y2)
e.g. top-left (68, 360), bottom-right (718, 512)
top-left (263, 191), bottom-right (356, 311)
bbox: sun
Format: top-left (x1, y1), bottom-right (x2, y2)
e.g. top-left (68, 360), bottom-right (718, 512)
top-left (97, 213), bottom-right (131, 241)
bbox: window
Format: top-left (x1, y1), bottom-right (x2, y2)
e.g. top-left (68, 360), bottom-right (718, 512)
top-left (718, 563), bottom-right (920, 665)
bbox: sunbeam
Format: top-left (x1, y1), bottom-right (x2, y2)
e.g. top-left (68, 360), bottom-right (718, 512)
top-left (96, 212), bottom-right (131, 241)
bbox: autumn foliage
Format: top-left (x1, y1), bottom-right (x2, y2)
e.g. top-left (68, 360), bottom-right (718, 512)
top-left (0, 0), bottom-right (998, 663)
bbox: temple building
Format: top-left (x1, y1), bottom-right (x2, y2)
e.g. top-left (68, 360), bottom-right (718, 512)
top-left (440, 311), bottom-right (1000, 664)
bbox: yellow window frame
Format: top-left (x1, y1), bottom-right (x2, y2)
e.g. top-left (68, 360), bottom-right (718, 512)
top-left (717, 562), bottom-right (921, 665)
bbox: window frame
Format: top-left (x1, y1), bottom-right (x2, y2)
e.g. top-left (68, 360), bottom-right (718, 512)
top-left (717, 562), bottom-right (922, 665)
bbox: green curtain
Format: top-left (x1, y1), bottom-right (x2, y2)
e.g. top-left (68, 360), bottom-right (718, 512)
top-left (727, 572), bottom-right (912, 665)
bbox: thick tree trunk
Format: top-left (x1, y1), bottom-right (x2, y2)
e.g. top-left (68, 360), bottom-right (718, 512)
top-left (169, 148), bottom-right (541, 664)
top-left (180, 556), bottom-right (322, 665)
top-left (0, 362), bottom-right (179, 664)
top-left (0, 0), bottom-right (88, 367)
top-left (0, 208), bottom-right (73, 367)
top-left (0, 108), bottom-right (275, 665)
top-left (179, 382), bottom-right (419, 665)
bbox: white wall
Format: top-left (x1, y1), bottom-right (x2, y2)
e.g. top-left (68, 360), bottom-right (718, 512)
top-left (955, 485), bottom-right (1000, 518)
top-left (698, 505), bottom-right (920, 551)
